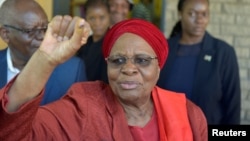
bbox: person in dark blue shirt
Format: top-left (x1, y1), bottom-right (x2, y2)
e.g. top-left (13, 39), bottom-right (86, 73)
top-left (77, 0), bottom-right (111, 83)
top-left (157, 0), bottom-right (241, 125)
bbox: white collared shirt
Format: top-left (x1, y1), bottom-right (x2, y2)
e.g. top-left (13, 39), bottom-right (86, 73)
top-left (7, 48), bottom-right (20, 82)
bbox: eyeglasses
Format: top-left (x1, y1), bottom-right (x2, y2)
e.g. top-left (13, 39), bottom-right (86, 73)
top-left (106, 54), bottom-right (158, 68)
top-left (3, 24), bottom-right (47, 37)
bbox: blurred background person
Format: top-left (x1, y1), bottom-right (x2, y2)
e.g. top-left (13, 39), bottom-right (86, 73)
top-left (157, 0), bottom-right (241, 125)
top-left (77, 0), bottom-right (110, 83)
top-left (108, 0), bottom-right (134, 26)
top-left (131, 0), bottom-right (152, 22)
top-left (0, 0), bottom-right (87, 105)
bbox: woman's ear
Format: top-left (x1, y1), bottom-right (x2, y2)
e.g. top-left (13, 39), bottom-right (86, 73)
top-left (0, 26), bottom-right (10, 43)
top-left (156, 65), bottom-right (161, 82)
top-left (178, 12), bottom-right (182, 20)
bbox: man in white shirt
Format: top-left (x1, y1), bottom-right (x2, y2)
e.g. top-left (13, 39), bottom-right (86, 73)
top-left (0, 0), bottom-right (87, 105)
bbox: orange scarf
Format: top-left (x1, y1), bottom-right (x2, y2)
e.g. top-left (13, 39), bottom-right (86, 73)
top-left (152, 86), bottom-right (193, 141)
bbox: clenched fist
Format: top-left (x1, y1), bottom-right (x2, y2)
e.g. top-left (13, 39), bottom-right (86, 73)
top-left (39, 15), bottom-right (91, 66)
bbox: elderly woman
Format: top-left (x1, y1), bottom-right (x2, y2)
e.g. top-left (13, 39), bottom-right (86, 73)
top-left (0, 16), bottom-right (207, 141)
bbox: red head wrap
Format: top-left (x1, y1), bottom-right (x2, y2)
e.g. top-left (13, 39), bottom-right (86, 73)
top-left (102, 18), bottom-right (169, 69)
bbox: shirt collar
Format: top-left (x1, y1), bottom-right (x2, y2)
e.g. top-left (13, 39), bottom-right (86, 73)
top-left (7, 48), bottom-right (20, 73)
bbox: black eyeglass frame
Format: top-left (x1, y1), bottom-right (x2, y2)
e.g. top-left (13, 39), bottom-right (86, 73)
top-left (105, 55), bottom-right (158, 68)
top-left (3, 24), bottom-right (47, 36)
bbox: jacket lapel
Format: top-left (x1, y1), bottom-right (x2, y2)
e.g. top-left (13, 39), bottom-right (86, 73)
top-left (0, 48), bottom-right (7, 88)
top-left (191, 32), bottom-right (216, 102)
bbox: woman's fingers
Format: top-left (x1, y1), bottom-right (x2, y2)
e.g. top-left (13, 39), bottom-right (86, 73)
top-left (49, 15), bottom-right (63, 38)
top-left (70, 17), bottom-right (90, 50)
top-left (63, 16), bottom-right (78, 41)
top-left (58, 15), bottom-right (72, 41)
top-left (41, 15), bottom-right (90, 58)
top-left (81, 21), bottom-right (91, 44)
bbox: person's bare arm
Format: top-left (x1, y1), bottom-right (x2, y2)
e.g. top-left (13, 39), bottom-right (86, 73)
top-left (6, 15), bottom-right (90, 112)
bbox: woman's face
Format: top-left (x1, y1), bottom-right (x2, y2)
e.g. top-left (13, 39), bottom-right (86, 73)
top-left (107, 33), bottom-right (160, 105)
top-left (179, 0), bottom-right (209, 38)
top-left (86, 5), bottom-right (110, 39)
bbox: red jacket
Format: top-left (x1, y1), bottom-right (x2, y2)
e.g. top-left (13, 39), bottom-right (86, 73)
top-left (0, 81), bottom-right (207, 141)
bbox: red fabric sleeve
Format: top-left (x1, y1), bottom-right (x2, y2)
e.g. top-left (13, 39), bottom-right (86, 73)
top-left (0, 77), bottom-right (44, 141)
top-left (186, 99), bottom-right (208, 141)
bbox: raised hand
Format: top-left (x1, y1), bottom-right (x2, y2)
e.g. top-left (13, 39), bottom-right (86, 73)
top-left (6, 15), bottom-right (90, 112)
top-left (39, 15), bottom-right (90, 66)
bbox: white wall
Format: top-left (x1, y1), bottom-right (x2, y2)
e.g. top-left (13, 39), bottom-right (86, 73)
top-left (0, 0), bottom-right (5, 6)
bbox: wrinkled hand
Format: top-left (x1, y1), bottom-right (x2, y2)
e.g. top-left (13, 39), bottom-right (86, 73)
top-left (39, 15), bottom-right (90, 66)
